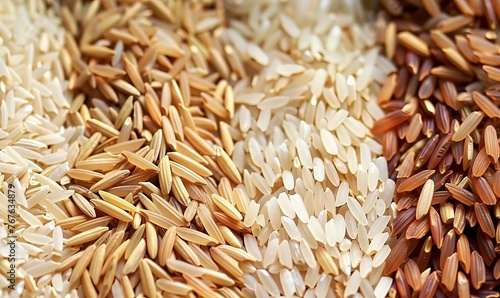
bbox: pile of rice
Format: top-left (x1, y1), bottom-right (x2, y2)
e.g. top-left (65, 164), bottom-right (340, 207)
top-left (375, 0), bottom-right (500, 296)
top-left (34, 0), bottom-right (256, 297)
top-left (217, 0), bottom-right (398, 296)
top-left (0, 0), bottom-right (415, 297)
top-left (0, 0), bottom-right (81, 296)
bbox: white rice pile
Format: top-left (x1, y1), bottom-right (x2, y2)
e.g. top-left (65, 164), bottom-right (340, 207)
top-left (219, 0), bottom-right (398, 296)
top-left (0, 1), bottom-right (81, 296)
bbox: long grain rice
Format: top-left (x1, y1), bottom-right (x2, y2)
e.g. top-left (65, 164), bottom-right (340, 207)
top-left (222, 1), bottom-right (397, 296)
top-left (376, 0), bottom-right (500, 295)
top-left (0, 0), bottom-right (85, 295)
top-left (0, 0), bottom-right (274, 296)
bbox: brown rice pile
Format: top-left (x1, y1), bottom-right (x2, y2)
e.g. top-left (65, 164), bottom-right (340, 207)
top-left (0, 0), bottom-right (81, 296)
top-left (375, 0), bottom-right (500, 296)
top-left (55, 0), bottom-right (255, 297)
top-left (217, 0), bottom-right (398, 297)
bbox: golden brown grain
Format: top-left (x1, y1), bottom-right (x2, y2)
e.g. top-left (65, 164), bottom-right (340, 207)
top-left (156, 279), bottom-right (192, 296)
top-left (397, 170), bottom-right (435, 192)
top-left (68, 244), bottom-right (96, 286)
top-left (456, 234), bottom-right (471, 274)
top-left (493, 171), bottom-right (500, 197)
top-left (167, 152), bottom-right (213, 177)
top-left (494, 259), bottom-right (500, 280)
top-left (89, 169), bottom-right (129, 192)
top-left (176, 227), bottom-right (218, 246)
top-left (472, 147), bottom-right (492, 177)
top-left (184, 127), bottom-right (216, 156)
top-left (65, 227), bottom-right (109, 246)
top-left (383, 238), bottom-right (409, 275)
top-left (472, 92), bottom-right (500, 118)
top-left (89, 244), bottom-right (106, 285)
top-left (372, 110), bottom-right (412, 134)
top-left (406, 114), bottom-right (423, 143)
top-left (100, 254), bottom-right (117, 297)
top-left (395, 268), bottom-right (411, 298)
top-left (471, 251), bottom-right (486, 290)
top-left (397, 152), bottom-right (415, 178)
top-left (442, 253), bottom-right (459, 291)
top-left (157, 227), bottom-right (176, 267)
top-left (81, 270), bottom-right (97, 298)
top-left (452, 204), bottom-right (465, 235)
top-left (443, 48), bottom-right (475, 75)
top-left (99, 190), bottom-right (138, 212)
top-left (431, 66), bottom-right (473, 82)
top-left (438, 15), bottom-right (474, 33)
top-left (71, 193), bottom-right (97, 218)
top-left (470, 176), bottom-right (497, 205)
top-left (170, 161), bottom-right (207, 185)
top-left (420, 271), bottom-right (439, 297)
top-left (484, 125), bottom-right (499, 162)
top-left (428, 207), bottom-right (443, 248)
top-left (439, 202), bottom-right (455, 224)
top-left (214, 146), bottom-right (242, 184)
top-left (422, 0), bottom-right (441, 16)
top-left (71, 216), bottom-right (113, 232)
top-left (404, 259), bottom-right (421, 291)
top-left (457, 271), bottom-right (470, 298)
top-left (209, 247), bottom-right (243, 281)
top-left (184, 273), bottom-right (224, 298)
top-left (452, 111), bottom-right (484, 141)
top-left (90, 199), bottom-right (133, 222)
top-left (474, 203), bottom-right (496, 238)
top-left (416, 179), bottom-right (434, 220)
top-left (397, 32), bottom-right (430, 57)
top-left (405, 216), bottom-right (429, 239)
top-left (139, 259), bottom-right (156, 297)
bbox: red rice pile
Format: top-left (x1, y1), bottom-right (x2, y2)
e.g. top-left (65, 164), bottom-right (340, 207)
top-left (375, 0), bottom-right (500, 296)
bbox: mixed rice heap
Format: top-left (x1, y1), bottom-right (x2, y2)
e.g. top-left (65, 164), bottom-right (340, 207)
top-left (3, 0), bottom-right (500, 297)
